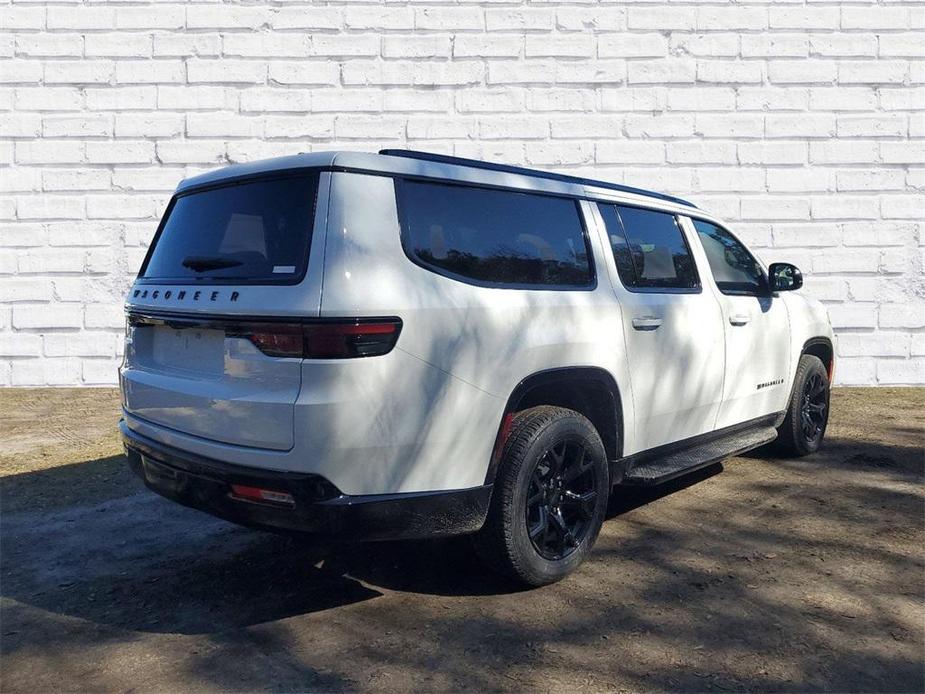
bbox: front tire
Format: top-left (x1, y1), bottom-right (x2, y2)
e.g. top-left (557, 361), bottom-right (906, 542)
top-left (775, 354), bottom-right (831, 457)
top-left (475, 406), bottom-right (609, 587)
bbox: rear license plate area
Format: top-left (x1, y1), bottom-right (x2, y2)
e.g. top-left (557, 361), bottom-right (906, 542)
top-left (150, 326), bottom-right (224, 374)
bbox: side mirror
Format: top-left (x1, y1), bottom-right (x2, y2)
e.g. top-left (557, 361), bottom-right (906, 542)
top-left (768, 262), bottom-right (803, 292)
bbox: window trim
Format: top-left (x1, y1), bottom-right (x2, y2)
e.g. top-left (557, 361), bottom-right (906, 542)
top-left (598, 202), bottom-right (703, 295)
top-left (393, 177), bottom-right (598, 292)
top-left (688, 217), bottom-right (771, 298)
top-left (136, 171), bottom-right (321, 287)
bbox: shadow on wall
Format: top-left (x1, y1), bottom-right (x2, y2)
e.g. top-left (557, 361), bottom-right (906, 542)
top-left (1, 427), bottom-right (922, 691)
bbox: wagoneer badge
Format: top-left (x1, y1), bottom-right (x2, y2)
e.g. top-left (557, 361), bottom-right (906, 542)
top-left (132, 288), bottom-right (240, 302)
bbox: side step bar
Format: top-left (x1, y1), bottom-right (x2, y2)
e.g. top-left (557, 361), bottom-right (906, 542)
top-left (622, 426), bottom-right (778, 486)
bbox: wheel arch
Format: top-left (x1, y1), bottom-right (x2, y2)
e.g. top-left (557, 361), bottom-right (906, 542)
top-left (802, 336), bottom-right (834, 381)
top-left (484, 367), bottom-right (625, 485)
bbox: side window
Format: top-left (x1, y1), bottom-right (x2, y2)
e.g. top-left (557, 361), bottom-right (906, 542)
top-left (692, 220), bottom-right (766, 295)
top-left (597, 204), bottom-right (637, 288)
top-left (598, 203), bottom-right (700, 291)
top-left (396, 179), bottom-right (593, 288)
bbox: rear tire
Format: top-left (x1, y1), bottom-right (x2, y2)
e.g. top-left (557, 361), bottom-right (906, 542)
top-left (774, 354), bottom-right (830, 457)
top-left (475, 406), bottom-right (609, 587)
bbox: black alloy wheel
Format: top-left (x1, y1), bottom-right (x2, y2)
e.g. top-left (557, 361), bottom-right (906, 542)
top-left (774, 354), bottom-right (830, 457)
top-left (474, 405), bottom-right (610, 587)
top-left (526, 440), bottom-right (598, 561)
top-left (800, 371), bottom-right (828, 444)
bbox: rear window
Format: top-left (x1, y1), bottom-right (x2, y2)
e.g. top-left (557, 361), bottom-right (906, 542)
top-left (396, 179), bottom-right (593, 288)
top-left (141, 173), bottom-right (319, 283)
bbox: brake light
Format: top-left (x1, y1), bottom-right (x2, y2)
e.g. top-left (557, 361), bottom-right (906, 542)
top-left (245, 323), bottom-right (303, 358)
top-left (232, 318), bottom-right (402, 359)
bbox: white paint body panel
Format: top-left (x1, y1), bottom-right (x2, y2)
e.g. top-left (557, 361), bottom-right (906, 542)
top-left (119, 152), bottom-right (834, 497)
top-left (678, 215), bottom-right (795, 429)
top-left (586, 203), bottom-right (726, 451)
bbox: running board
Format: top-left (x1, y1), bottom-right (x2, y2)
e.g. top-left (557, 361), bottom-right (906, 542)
top-left (622, 426), bottom-right (778, 486)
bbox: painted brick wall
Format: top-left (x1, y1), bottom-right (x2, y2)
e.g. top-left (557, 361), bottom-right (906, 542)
top-left (1, 1), bottom-right (923, 386)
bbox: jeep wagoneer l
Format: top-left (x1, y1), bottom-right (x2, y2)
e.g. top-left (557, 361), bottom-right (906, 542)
top-left (120, 150), bottom-right (834, 586)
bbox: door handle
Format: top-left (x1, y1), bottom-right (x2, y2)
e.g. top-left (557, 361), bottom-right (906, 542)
top-left (632, 316), bottom-right (663, 331)
top-left (729, 313), bottom-right (751, 326)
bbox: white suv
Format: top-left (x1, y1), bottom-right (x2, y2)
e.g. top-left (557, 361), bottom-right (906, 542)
top-left (119, 150), bottom-right (834, 586)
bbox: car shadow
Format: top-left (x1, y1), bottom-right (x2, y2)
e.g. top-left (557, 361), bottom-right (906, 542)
top-left (0, 455), bottom-right (381, 637)
top-left (0, 432), bottom-right (921, 640)
top-left (1, 459), bottom-right (727, 637)
top-left (606, 463), bottom-right (724, 517)
top-left (742, 432), bottom-right (924, 480)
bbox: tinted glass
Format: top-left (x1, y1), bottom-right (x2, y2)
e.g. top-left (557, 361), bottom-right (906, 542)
top-left (598, 204), bottom-right (636, 288)
top-left (142, 174), bottom-right (318, 282)
top-left (599, 204), bottom-right (699, 290)
top-left (397, 180), bottom-right (592, 287)
top-left (692, 220), bottom-right (765, 295)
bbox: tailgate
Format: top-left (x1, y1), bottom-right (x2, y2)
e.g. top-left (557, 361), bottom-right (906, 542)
top-left (121, 312), bottom-right (301, 451)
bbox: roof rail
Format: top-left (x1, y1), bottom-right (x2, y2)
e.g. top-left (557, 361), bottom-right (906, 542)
top-left (378, 148), bottom-right (696, 209)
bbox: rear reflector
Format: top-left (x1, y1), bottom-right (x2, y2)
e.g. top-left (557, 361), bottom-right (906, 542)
top-left (230, 484), bottom-right (295, 507)
top-left (228, 318), bottom-right (402, 359)
top-left (491, 412), bottom-right (516, 466)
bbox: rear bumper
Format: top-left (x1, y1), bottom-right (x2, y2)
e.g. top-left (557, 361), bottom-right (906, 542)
top-left (121, 421), bottom-right (491, 541)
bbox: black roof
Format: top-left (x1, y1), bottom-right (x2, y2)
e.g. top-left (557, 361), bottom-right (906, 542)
top-left (379, 149), bottom-right (696, 208)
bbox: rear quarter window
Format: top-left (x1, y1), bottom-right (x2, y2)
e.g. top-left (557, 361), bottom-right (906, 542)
top-left (140, 173), bottom-right (319, 284)
top-left (395, 179), bottom-right (594, 289)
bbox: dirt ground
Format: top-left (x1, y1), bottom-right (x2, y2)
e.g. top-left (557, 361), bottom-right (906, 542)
top-left (0, 388), bottom-right (922, 693)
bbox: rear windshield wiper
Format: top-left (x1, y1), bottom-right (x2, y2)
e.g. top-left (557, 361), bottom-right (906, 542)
top-left (181, 256), bottom-right (244, 272)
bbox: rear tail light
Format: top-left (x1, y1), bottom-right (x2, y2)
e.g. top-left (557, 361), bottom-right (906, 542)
top-left (243, 323), bottom-right (303, 358)
top-left (230, 318), bottom-right (402, 359)
top-left (303, 321), bottom-right (400, 358)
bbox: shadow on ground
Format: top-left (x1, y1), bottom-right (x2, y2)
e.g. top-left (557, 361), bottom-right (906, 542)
top-left (1, 397), bottom-right (923, 691)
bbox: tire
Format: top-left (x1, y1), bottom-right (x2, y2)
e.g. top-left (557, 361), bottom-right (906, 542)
top-left (475, 406), bottom-right (610, 587)
top-left (774, 354), bottom-right (831, 457)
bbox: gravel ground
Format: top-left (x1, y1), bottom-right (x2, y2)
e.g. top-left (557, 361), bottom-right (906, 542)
top-left (1, 387), bottom-right (922, 693)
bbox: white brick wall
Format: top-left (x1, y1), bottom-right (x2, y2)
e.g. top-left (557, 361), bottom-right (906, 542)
top-left (1, 0), bottom-right (923, 387)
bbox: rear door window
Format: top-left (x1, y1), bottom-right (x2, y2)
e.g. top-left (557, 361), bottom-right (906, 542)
top-left (396, 179), bottom-right (593, 288)
top-left (598, 203), bottom-right (700, 292)
top-left (141, 173), bottom-right (319, 283)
